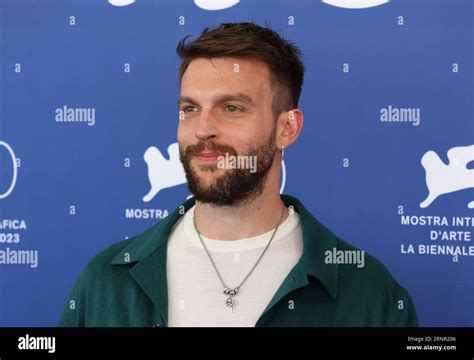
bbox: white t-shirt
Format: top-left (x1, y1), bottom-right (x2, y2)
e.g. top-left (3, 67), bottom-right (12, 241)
top-left (166, 206), bottom-right (303, 327)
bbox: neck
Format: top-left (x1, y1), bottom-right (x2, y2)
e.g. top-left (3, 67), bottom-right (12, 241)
top-left (193, 172), bottom-right (288, 240)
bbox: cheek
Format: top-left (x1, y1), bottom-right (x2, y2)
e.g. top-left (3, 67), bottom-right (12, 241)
top-left (177, 121), bottom-right (190, 145)
top-left (229, 125), bottom-right (263, 150)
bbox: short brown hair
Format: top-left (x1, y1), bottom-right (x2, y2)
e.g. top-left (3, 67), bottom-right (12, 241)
top-left (176, 22), bottom-right (305, 118)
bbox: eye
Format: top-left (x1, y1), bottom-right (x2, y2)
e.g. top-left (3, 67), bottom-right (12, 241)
top-left (225, 104), bottom-right (241, 112)
top-left (182, 106), bottom-right (197, 113)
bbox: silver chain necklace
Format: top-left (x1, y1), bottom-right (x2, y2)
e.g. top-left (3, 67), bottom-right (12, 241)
top-left (192, 205), bottom-right (286, 313)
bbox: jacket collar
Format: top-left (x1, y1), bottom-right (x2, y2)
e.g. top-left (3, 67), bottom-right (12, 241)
top-left (111, 195), bottom-right (338, 323)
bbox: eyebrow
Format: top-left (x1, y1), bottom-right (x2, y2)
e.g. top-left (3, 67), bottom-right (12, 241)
top-left (177, 93), bottom-right (256, 108)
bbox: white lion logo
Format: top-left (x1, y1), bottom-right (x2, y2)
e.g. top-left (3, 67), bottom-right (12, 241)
top-left (420, 144), bottom-right (474, 209)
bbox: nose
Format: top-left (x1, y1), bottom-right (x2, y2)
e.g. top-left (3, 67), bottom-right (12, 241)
top-left (195, 109), bottom-right (218, 142)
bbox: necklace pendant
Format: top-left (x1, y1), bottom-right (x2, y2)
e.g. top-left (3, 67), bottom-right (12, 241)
top-left (224, 287), bottom-right (239, 312)
top-left (226, 296), bottom-right (238, 312)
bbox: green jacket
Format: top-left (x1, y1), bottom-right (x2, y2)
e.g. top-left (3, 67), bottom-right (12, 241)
top-left (59, 195), bottom-right (418, 327)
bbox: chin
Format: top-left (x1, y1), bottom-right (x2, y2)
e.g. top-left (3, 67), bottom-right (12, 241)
top-left (193, 163), bottom-right (225, 175)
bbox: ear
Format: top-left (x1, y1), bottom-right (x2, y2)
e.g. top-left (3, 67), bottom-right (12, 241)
top-left (275, 108), bottom-right (304, 150)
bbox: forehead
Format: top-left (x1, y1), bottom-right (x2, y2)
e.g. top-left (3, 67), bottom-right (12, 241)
top-left (180, 57), bottom-right (272, 103)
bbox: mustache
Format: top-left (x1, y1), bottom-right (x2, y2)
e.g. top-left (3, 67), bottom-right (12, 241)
top-left (184, 141), bottom-right (238, 157)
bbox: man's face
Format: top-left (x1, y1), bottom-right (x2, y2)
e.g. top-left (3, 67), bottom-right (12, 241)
top-left (178, 57), bottom-right (278, 205)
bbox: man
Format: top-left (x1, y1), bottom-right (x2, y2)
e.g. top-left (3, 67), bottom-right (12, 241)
top-left (59, 22), bottom-right (418, 327)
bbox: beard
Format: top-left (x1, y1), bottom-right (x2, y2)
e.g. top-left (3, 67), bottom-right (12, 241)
top-left (179, 132), bottom-right (276, 206)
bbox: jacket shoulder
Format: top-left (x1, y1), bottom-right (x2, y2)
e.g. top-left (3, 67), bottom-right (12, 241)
top-left (334, 237), bottom-right (418, 327)
top-left (58, 237), bottom-right (134, 327)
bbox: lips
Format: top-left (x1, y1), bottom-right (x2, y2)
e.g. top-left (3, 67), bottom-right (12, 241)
top-left (198, 151), bottom-right (220, 157)
top-left (196, 151), bottom-right (221, 162)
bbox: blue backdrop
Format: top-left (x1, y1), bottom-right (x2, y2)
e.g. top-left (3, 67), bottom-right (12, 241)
top-left (0, 0), bottom-right (473, 327)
